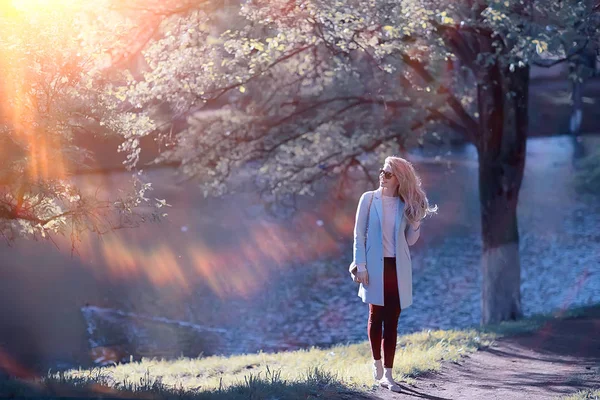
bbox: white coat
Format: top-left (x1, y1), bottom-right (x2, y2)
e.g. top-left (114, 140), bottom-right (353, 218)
top-left (353, 187), bottom-right (420, 309)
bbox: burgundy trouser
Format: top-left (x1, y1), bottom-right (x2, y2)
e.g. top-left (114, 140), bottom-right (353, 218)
top-left (368, 257), bottom-right (402, 368)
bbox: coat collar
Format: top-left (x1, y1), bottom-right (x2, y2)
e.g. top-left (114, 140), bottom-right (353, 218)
top-left (373, 188), bottom-right (383, 225)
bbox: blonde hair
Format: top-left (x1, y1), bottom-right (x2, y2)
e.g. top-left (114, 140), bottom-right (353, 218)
top-left (384, 156), bottom-right (438, 224)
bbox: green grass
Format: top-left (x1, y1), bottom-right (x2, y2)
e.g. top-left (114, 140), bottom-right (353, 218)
top-left (64, 329), bottom-right (489, 393)
top-left (1, 304), bottom-right (598, 399)
top-left (0, 329), bottom-right (491, 399)
top-left (562, 389), bottom-right (600, 400)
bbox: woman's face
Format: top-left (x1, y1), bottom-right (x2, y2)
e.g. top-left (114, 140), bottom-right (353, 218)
top-left (379, 164), bottom-right (398, 190)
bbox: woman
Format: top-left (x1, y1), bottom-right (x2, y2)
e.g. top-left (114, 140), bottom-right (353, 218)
top-left (352, 156), bottom-right (437, 392)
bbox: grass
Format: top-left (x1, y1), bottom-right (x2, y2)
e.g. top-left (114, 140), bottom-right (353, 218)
top-left (1, 304), bottom-right (598, 399)
top-left (0, 329), bottom-right (491, 399)
top-left (562, 389), bottom-right (600, 400)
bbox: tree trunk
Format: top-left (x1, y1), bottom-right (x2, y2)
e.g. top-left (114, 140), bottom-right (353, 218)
top-left (569, 80), bottom-right (583, 136)
top-left (569, 44), bottom-right (596, 138)
top-left (476, 64), bottom-right (528, 325)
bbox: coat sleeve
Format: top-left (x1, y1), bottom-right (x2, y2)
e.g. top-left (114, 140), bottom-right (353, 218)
top-left (353, 192), bottom-right (369, 267)
top-left (405, 220), bottom-right (421, 246)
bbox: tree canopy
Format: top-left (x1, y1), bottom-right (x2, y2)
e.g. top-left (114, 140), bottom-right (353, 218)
top-left (107, 0), bottom-right (600, 323)
top-left (115, 0), bottom-right (599, 199)
top-left (0, 1), bottom-right (164, 244)
top-left (1, 0), bottom-right (598, 322)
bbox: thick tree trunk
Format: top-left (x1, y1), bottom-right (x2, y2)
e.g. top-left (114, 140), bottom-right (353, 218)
top-left (476, 64), bottom-right (528, 325)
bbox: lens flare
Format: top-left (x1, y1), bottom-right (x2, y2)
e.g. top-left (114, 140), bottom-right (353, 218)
top-left (9, 0), bottom-right (80, 13)
top-left (0, 347), bottom-right (35, 379)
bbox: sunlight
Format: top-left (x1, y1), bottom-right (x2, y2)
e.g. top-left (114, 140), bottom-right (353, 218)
top-left (51, 177), bottom-right (355, 300)
top-left (0, 346), bottom-right (35, 379)
top-left (0, 0), bottom-right (84, 182)
top-left (9, 0), bottom-right (79, 13)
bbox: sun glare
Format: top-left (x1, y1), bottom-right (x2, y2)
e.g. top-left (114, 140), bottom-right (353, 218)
top-left (0, 0), bottom-right (84, 22)
top-left (10, 0), bottom-right (77, 13)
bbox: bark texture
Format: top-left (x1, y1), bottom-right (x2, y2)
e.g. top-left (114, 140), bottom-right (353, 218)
top-left (476, 64), bottom-right (528, 324)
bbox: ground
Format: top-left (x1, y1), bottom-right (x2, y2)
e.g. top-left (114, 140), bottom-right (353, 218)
top-left (373, 309), bottom-right (600, 400)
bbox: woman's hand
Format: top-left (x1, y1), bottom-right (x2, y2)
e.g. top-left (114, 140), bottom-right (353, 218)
top-left (410, 220), bottom-right (421, 231)
top-left (357, 270), bottom-right (369, 285)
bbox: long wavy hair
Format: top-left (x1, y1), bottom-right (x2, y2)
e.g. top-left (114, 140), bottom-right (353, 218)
top-left (384, 156), bottom-right (438, 224)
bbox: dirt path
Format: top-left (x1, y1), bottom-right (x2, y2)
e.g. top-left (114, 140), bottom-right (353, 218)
top-left (373, 312), bottom-right (600, 400)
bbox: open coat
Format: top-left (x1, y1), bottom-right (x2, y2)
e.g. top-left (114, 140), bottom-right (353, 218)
top-left (353, 187), bottom-right (421, 309)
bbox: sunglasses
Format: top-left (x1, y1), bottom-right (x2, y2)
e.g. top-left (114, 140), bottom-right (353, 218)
top-left (379, 169), bottom-right (393, 179)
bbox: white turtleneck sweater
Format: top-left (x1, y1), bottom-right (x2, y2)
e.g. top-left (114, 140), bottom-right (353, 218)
top-left (381, 195), bottom-right (398, 257)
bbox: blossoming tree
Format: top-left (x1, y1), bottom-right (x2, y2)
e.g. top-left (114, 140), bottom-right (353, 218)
top-left (113, 0), bottom-right (599, 323)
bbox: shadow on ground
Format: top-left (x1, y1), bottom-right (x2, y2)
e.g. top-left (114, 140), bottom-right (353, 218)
top-left (483, 305), bottom-right (600, 362)
top-left (380, 306), bottom-right (600, 400)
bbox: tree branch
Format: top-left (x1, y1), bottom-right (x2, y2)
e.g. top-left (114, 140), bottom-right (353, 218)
top-left (271, 96), bottom-right (410, 129)
top-left (204, 44), bottom-right (316, 101)
top-left (425, 107), bottom-right (469, 138)
top-left (533, 38), bottom-right (591, 68)
top-left (399, 52), bottom-right (477, 141)
top-left (533, 58), bottom-right (567, 68)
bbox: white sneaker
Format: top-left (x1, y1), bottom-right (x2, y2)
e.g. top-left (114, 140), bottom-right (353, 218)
top-left (372, 359), bottom-right (383, 381)
top-left (379, 368), bottom-right (401, 392)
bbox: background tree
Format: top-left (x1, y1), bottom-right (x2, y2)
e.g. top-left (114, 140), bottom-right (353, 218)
top-left (114, 0), bottom-right (600, 324)
top-left (0, 1), bottom-right (162, 246)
